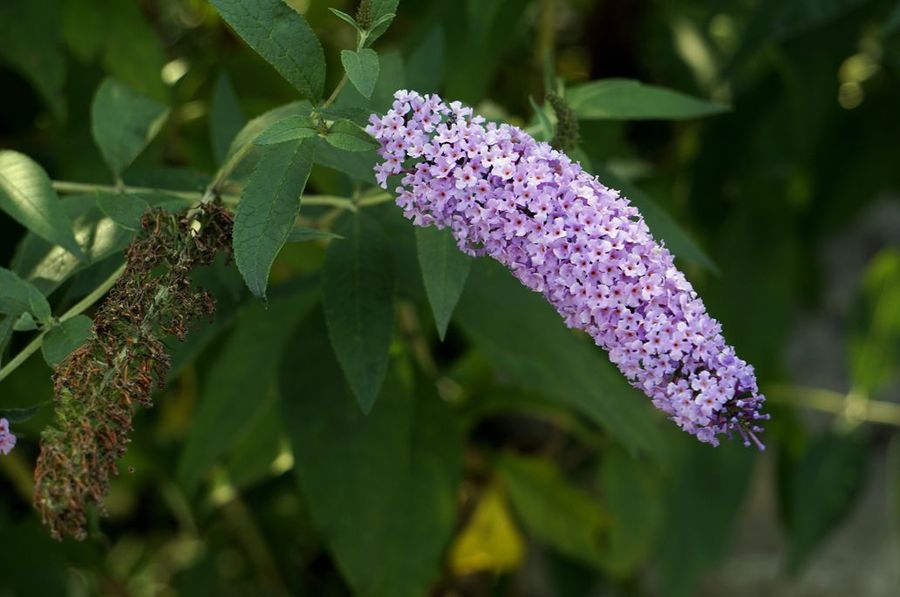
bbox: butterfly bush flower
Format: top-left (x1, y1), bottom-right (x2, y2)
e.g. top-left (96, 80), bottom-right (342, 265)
top-left (0, 417), bottom-right (16, 455)
top-left (367, 90), bottom-right (769, 448)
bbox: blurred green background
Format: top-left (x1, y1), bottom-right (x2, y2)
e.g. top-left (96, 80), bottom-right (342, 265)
top-left (2, 0), bottom-right (900, 595)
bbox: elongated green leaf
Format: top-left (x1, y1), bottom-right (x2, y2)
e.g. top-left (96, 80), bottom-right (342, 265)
top-left (599, 448), bottom-right (663, 576)
top-left (227, 101), bottom-right (311, 157)
top-left (101, 0), bottom-right (167, 100)
top-left (567, 79), bottom-right (728, 120)
top-left (322, 213), bottom-right (395, 412)
top-left (287, 226), bottom-right (341, 243)
top-left (210, 0), bottom-right (325, 100)
top-left (365, 0), bottom-right (399, 46)
top-left (783, 430), bottom-right (868, 573)
top-left (0, 151), bottom-right (84, 260)
top-left (95, 191), bottom-right (150, 231)
top-left (281, 311), bottom-right (462, 597)
top-left (210, 72), bottom-right (247, 164)
top-left (656, 439), bottom-right (755, 597)
top-left (499, 454), bottom-right (609, 568)
top-left (90, 78), bottom-right (169, 179)
top-left (850, 250), bottom-right (900, 395)
top-left (329, 7), bottom-right (361, 32)
top-left (223, 395), bottom-right (284, 489)
top-left (11, 195), bottom-right (132, 296)
top-left (255, 115), bottom-right (318, 145)
top-left (415, 226), bottom-right (471, 340)
top-left (455, 260), bottom-right (661, 456)
top-left (0, 405), bottom-right (42, 424)
top-left (341, 49), bottom-right (380, 99)
top-left (177, 285), bottom-right (317, 493)
top-left (0, 267), bottom-right (52, 325)
top-left (325, 120), bottom-right (379, 152)
top-left (41, 315), bottom-right (92, 366)
top-left (233, 139), bottom-right (315, 298)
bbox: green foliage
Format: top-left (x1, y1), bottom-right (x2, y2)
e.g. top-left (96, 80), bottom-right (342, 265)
top-left (281, 310), bottom-right (462, 597)
top-left (0, 151), bottom-right (84, 260)
top-left (415, 226), bottom-right (472, 340)
top-left (90, 78), bottom-right (169, 180)
top-left (567, 79), bottom-right (728, 120)
top-left (0, 0), bottom-right (65, 117)
top-left (95, 191), bottom-right (150, 231)
top-left (233, 139), bottom-right (315, 298)
top-left (210, 0), bottom-right (326, 100)
top-left (41, 314), bottom-right (92, 366)
top-left (210, 73), bottom-right (247, 165)
top-left (341, 49), bottom-right (381, 98)
top-left (323, 212), bottom-right (395, 412)
top-left (498, 453), bottom-right (609, 568)
top-left (782, 430), bottom-right (869, 572)
top-left (325, 120), bottom-right (380, 151)
top-left (254, 115), bottom-right (318, 145)
top-left (177, 284), bottom-right (317, 493)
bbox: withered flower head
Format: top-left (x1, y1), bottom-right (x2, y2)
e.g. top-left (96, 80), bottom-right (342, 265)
top-left (34, 204), bottom-right (233, 540)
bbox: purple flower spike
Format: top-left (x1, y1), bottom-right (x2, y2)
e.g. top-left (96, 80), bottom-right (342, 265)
top-left (368, 90), bottom-right (769, 448)
top-left (0, 417), bottom-right (16, 455)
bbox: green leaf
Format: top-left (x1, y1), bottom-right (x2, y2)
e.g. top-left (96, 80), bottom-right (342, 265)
top-left (325, 120), bottom-right (379, 152)
top-left (95, 191), bottom-right (150, 231)
top-left (0, 405), bottom-right (42, 424)
top-left (286, 226), bottom-right (342, 243)
top-left (497, 453), bottom-right (608, 568)
top-left (329, 7), bottom-right (362, 33)
top-left (101, 0), bottom-right (167, 100)
top-left (177, 285), bottom-right (317, 493)
top-left (567, 79), bottom-right (728, 120)
top-left (783, 430), bottom-right (868, 573)
top-left (41, 315), bottom-right (92, 367)
top-left (584, 157), bottom-right (717, 272)
top-left (255, 115), bottom-right (318, 145)
top-left (233, 139), bottom-right (315, 298)
top-left (11, 195), bottom-right (132, 296)
top-left (850, 250), bottom-right (900, 396)
top-left (341, 49), bottom-right (380, 99)
top-left (210, 0), bottom-right (325, 100)
top-left (227, 101), bottom-right (311, 158)
top-left (0, 0), bottom-right (66, 117)
top-left (529, 96), bottom-right (554, 142)
top-left (365, 0), bottom-right (399, 46)
top-left (312, 137), bottom-right (378, 183)
top-left (0, 267), bottom-right (52, 326)
top-left (280, 311), bottom-right (462, 597)
top-left (415, 226), bottom-right (471, 340)
top-left (656, 439), bottom-right (755, 597)
top-left (599, 448), bottom-right (663, 576)
top-left (210, 72), bottom-right (247, 165)
top-left (0, 151), bottom-right (84, 260)
top-left (223, 395), bottom-right (284, 489)
top-left (322, 213), bottom-right (395, 412)
top-left (90, 78), bottom-right (170, 179)
top-left (454, 260), bottom-right (661, 456)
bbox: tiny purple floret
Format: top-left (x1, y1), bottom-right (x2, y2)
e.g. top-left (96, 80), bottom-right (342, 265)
top-left (368, 90), bottom-right (769, 448)
top-left (0, 417), bottom-right (16, 455)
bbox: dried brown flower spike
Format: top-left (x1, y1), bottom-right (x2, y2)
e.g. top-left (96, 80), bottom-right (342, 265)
top-left (34, 204), bottom-right (233, 540)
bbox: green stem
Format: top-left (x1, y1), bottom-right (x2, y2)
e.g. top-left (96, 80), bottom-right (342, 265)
top-left (53, 180), bottom-right (198, 200)
top-left (766, 383), bottom-right (900, 427)
top-left (321, 74), bottom-right (348, 109)
top-left (0, 264), bottom-right (127, 384)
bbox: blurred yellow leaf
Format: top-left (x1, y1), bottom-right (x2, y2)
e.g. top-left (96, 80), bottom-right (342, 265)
top-left (449, 483), bottom-right (525, 575)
